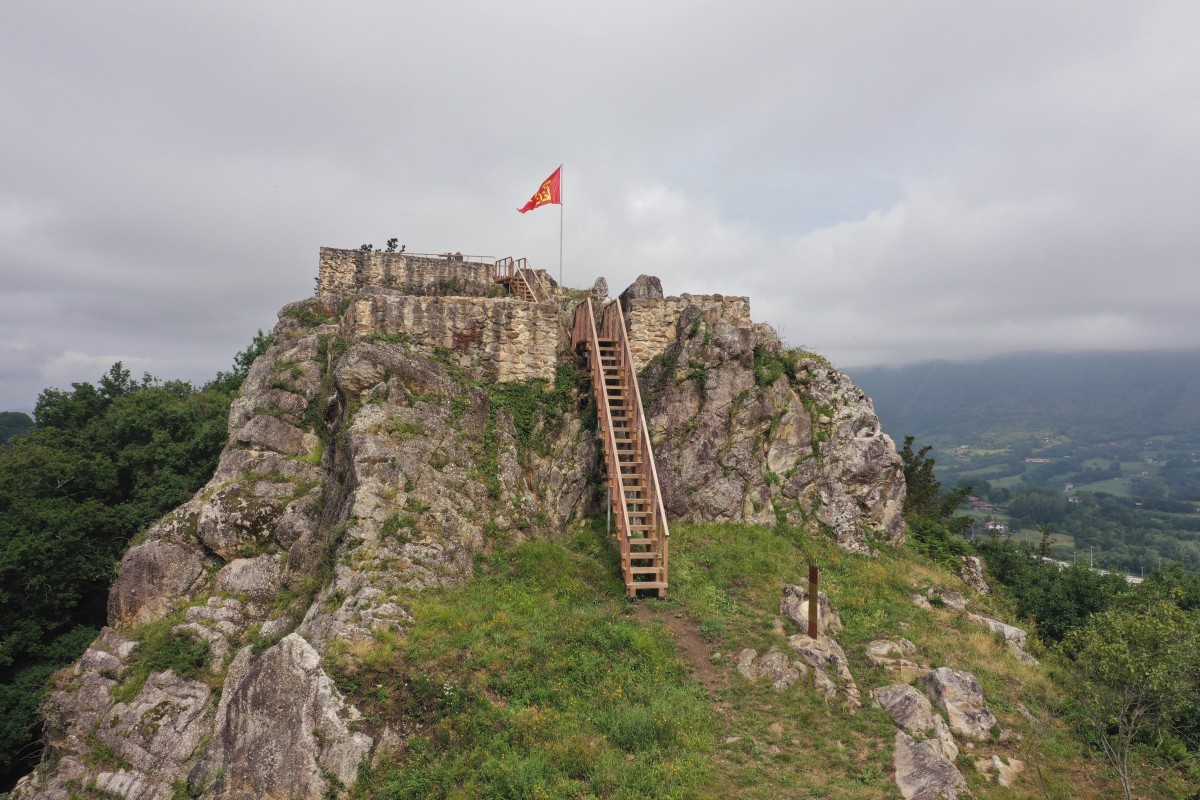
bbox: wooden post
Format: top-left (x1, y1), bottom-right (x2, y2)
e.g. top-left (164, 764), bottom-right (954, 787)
top-left (808, 564), bottom-right (819, 638)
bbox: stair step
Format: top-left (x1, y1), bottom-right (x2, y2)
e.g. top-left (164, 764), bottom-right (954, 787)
top-left (628, 581), bottom-right (668, 590)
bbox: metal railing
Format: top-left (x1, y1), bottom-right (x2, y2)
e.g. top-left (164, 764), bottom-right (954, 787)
top-left (370, 251), bottom-right (497, 265)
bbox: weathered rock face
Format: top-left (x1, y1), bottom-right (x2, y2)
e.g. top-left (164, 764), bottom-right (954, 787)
top-left (737, 647), bottom-right (806, 690)
top-left (871, 683), bottom-right (958, 761)
top-left (893, 731), bottom-right (971, 800)
top-left (635, 294), bottom-right (905, 552)
top-left (780, 585), bottom-right (843, 635)
top-left (959, 555), bottom-right (990, 594)
top-left (189, 636), bottom-right (372, 799)
top-left (865, 639), bottom-right (928, 682)
top-left (920, 667), bottom-right (998, 742)
top-left (18, 268), bottom-right (907, 798)
top-left (618, 273), bottom-right (663, 307)
top-left (787, 633), bottom-right (863, 709)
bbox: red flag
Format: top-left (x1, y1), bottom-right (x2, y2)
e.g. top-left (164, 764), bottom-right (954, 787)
top-left (518, 166), bottom-right (562, 213)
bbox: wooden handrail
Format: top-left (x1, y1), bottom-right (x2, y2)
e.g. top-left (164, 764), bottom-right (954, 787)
top-left (609, 301), bottom-right (671, 546)
top-left (579, 299), bottom-right (633, 569)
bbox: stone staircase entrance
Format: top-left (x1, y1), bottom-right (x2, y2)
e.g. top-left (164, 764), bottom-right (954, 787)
top-left (572, 298), bottom-right (670, 598)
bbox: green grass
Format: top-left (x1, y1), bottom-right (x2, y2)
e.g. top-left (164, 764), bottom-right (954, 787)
top-left (1071, 476), bottom-right (1131, 496)
top-left (109, 617), bottom-right (212, 703)
top-left (342, 529), bottom-right (716, 800)
top-left (337, 521), bottom-right (1125, 799)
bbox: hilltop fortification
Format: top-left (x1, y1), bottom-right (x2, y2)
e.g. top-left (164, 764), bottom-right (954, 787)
top-left (15, 248), bottom-right (904, 799)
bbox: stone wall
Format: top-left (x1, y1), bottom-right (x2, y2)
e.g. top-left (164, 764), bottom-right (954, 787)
top-left (318, 247), bottom-right (498, 298)
top-left (342, 290), bottom-right (560, 383)
top-left (625, 293), bottom-right (752, 368)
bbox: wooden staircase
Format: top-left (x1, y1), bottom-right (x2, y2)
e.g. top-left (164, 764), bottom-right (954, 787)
top-left (572, 299), bottom-right (670, 598)
top-left (494, 257), bottom-right (549, 303)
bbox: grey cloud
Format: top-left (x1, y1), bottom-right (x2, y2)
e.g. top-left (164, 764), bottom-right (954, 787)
top-left (2, 1), bottom-right (1198, 410)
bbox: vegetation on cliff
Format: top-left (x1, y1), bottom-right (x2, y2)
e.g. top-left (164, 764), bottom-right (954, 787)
top-left (0, 333), bottom-right (269, 788)
top-left (902, 437), bottom-right (1200, 797)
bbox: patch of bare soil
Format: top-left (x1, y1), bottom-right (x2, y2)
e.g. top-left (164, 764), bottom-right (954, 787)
top-left (633, 605), bottom-right (725, 695)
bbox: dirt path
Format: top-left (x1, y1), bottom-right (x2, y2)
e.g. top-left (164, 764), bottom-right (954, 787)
top-left (633, 605), bottom-right (725, 695)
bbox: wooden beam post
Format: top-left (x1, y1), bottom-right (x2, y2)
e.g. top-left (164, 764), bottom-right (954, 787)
top-left (808, 563), bottom-right (819, 638)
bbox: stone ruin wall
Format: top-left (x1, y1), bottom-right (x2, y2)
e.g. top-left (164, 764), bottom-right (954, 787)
top-left (318, 247), bottom-right (497, 298)
top-left (624, 293), bottom-right (752, 368)
top-left (342, 291), bottom-right (560, 384)
top-left (318, 249), bottom-right (752, 383)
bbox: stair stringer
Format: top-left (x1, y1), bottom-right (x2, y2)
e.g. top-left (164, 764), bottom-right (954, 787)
top-left (572, 298), bottom-right (670, 597)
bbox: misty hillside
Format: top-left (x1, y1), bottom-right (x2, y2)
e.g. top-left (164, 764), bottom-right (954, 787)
top-left (847, 350), bottom-right (1200, 447)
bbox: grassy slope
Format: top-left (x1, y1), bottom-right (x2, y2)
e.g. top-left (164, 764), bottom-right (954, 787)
top-left (334, 521), bottom-right (1120, 800)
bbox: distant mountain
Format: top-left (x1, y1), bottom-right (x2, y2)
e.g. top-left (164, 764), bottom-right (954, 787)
top-left (847, 350), bottom-right (1200, 447)
top-left (0, 411), bottom-right (33, 445)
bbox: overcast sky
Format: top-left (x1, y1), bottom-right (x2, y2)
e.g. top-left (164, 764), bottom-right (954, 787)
top-left (3, 2), bottom-right (1198, 411)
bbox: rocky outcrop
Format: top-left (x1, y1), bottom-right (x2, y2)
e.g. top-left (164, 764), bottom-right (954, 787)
top-left (780, 585), bottom-right (843, 635)
top-left (189, 635), bottom-right (372, 799)
top-left (967, 613), bottom-right (1038, 664)
top-left (109, 540), bottom-right (207, 626)
top-left (17, 268), bottom-right (907, 797)
top-left (635, 292), bottom-right (905, 552)
top-left (871, 684), bottom-right (958, 761)
top-left (893, 732), bottom-right (971, 800)
top-left (967, 613), bottom-right (1027, 647)
top-left (865, 639), bottom-right (928, 682)
top-left (975, 754), bottom-right (1025, 788)
top-left (21, 628), bottom-right (212, 800)
top-left (788, 633), bottom-right (862, 709)
top-left (920, 667), bottom-right (998, 742)
top-left (737, 647), bottom-right (805, 690)
top-left (959, 555), bottom-right (990, 594)
top-left (618, 273), bottom-right (663, 306)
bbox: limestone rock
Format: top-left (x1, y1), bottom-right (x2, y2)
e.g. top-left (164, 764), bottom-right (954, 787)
top-left (196, 478), bottom-right (300, 561)
top-left (636, 296), bottom-right (905, 551)
top-left (760, 649), bottom-right (803, 691)
top-left (231, 414), bottom-right (319, 457)
top-left (966, 613), bottom-right (1027, 648)
top-left (216, 554), bottom-right (284, 601)
top-left (865, 639), bottom-right (928, 681)
top-left (788, 633), bottom-right (862, 709)
top-left (108, 540), bottom-right (207, 626)
top-left (736, 647), bottom-right (805, 690)
top-left (893, 731), bottom-right (971, 800)
top-left (920, 667), bottom-right (997, 741)
top-left (780, 585), bottom-right (843, 635)
top-left (966, 613), bottom-right (1038, 663)
top-left (939, 591), bottom-right (968, 611)
top-left (591, 276), bottom-right (609, 300)
top-left (975, 754), bottom-right (1025, 787)
top-left (736, 648), bottom-right (758, 681)
top-left (959, 555), bottom-right (990, 594)
top-left (618, 274), bottom-right (664, 307)
top-left (870, 684), bottom-right (958, 761)
top-left (911, 594), bottom-right (934, 611)
top-left (20, 639), bottom-right (215, 800)
top-left (190, 636), bottom-right (372, 800)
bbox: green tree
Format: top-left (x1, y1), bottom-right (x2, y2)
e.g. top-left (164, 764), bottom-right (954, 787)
top-left (899, 437), bottom-right (974, 566)
top-left (0, 332), bottom-right (269, 788)
top-left (1037, 525), bottom-right (1054, 559)
top-left (899, 436), bottom-right (971, 525)
top-left (1062, 603), bottom-right (1200, 799)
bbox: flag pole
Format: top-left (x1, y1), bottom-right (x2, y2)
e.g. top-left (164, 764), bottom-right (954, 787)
top-left (558, 166), bottom-right (564, 288)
